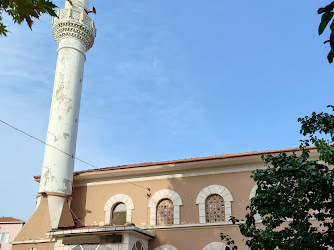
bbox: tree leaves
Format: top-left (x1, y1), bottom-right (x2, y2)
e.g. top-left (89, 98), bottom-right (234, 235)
top-left (242, 150), bottom-right (333, 249)
top-left (0, 0), bottom-right (57, 36)
top-left (222, 106), bottom-right (334, 249)
top-left (319, 11), bottom-right (334, 35)
top-left (220, 233), bottom-right (238, 249)
top-left (327, 49), bottom-right (334, 63)
top-left (318, 2), bottom-right (334, 63)
top-left (318, 2), bottom-right (334, 14)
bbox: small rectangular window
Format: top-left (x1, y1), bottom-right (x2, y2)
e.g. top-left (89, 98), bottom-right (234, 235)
top-left (0, 232), bottom-right (10, 243)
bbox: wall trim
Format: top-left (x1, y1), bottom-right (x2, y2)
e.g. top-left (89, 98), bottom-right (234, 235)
top-left (74, 164), bottom-right (267, 187)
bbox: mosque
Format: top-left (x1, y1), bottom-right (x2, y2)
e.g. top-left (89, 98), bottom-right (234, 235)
top-left (10, 0), bottom-right (319, 249)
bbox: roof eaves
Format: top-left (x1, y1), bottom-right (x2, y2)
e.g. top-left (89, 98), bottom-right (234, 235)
top-left (34, 146), bottom-right (316, 180)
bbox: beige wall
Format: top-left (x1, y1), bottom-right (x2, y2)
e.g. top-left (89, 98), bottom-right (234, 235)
top-left (148, 225), bottom-right (246, 250)
top-left (72, 170), bottom-right (255, 226)
top-left (14, 197), bottom-right (53, 242)
top-left (12, 149), bottom-right (320, 249)
top-left (71, 170), bottom-right (256, 249)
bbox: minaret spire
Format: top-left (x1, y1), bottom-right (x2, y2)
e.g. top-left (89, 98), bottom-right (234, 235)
top-left (37, 0), bottom-right (96, 229)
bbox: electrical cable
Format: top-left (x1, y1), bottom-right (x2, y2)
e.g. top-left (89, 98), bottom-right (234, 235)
top-left (0, 118), bottom-right (148, 190)
top-left (69, 205), bottom-right (85, 226)
top-left (0, 118), bottom-right (154, 228)
top-left (0, 119), bottom-right (96, 168)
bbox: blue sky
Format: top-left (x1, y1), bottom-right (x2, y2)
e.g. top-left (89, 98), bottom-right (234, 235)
top-left (0, 0), bottom-right (333, 221)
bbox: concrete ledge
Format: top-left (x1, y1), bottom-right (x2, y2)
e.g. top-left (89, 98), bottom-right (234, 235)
top-left (47, 225), bottom-right (155, 238)
top-left (12, 239), bottom-right (56, 244)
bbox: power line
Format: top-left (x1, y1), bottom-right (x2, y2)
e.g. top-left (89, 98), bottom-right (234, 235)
top-left (0, 118), bottom-right (148, 190)
top-left (0, 119), bottom-right (96, 168)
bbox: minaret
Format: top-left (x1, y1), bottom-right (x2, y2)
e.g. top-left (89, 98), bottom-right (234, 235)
top-left (13, 2), bottom-right (96, 241)
top-left (37, 0), bottom-right (96, 229)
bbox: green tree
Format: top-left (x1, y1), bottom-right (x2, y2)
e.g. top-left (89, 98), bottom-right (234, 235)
top-left (221, 106), bottom-right (334, 249)
top-left (319, 1), bottom-right (334, 62)
top-left (0, 0), bottom-right (57, 36)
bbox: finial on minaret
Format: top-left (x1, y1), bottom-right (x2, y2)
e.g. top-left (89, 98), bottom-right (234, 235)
top-left (85, 7), bottom-right (96, 15)
top-left (65, 0), bottom-right (90, 11)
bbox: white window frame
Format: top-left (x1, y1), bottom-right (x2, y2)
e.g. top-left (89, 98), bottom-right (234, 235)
top-left (148, 189), bottom-right (182, 226)
top-left (104, 194), bottom-right (134, 225)
top-left (0, 232), bottom-right (10, 243)
top-left (249, 185), bottom-right (261, 221)
top-left (196, 185), bottom-right (233, 223)
top-left (203, 242), bottom-right (228, 250)
top-left (132, 240), bottom-right (146, 250)
top-left (154, 245), bottom-right (178, 250)
top-left (70, 244), bottom-right (113, 250)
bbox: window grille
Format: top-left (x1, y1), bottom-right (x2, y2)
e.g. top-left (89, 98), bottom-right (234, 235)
top-left (205, 194), bottom-right (225, 223)
top-left (157, 199), bottom-right (174, 226)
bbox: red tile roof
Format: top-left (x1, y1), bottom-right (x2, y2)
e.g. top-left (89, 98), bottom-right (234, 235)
top-left (34, 146), bottom-right (316, 179)
top-left (0, 217), bottom-right (24, 224)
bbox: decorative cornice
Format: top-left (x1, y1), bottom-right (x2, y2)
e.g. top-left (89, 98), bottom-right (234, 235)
top-left (73, 163), bottom-right (267, 187)
top-left (73, 146), bottom-right (317, 176)
top-left (52, 8), bottom-right (96, 51)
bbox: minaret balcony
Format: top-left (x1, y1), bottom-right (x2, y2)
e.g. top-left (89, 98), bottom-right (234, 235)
top-left (52, 8), bottom-right (96, 51)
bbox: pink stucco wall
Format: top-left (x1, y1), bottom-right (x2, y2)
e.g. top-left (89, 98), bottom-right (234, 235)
top-left (0, 223), bottom-right (23, 250)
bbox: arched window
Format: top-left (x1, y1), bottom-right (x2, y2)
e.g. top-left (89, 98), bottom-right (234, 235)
top-left (249, 185), bottom-right (261, 221)
top-left (112, 203), bottom-right (127, 225)
top-left (104, 194), bottom-right (134, 225)
top-left (71, 244), bottom-right (113, 250)
top-left (205, 194), bottom-right (225, 223)
top-left (148, 189), bottom-right (182, 226)
top-left (203, 242), bottom-right (228, 250)
top-left (132, 241), bottom-right (145, 250)
top-left (157, 199), bottom-right (174, 226)
top-left (196, 185), bottom-right (233, 223)
top-left (154, 245), bottom-right (178, 250)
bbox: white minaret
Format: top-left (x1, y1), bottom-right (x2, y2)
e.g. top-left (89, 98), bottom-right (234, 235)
top-left (38, 0), bottom-right (96, 229)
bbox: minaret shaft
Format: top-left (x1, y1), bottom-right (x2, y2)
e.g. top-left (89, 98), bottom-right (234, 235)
top-left (39, 38), bottom-right (86, 195)
top-left (36, 0), bottom-right (96, 229)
